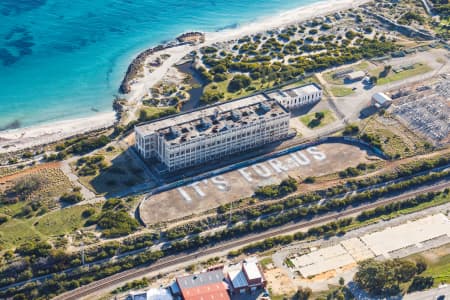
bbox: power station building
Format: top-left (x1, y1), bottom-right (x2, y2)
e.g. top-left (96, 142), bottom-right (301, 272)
top-left (135, 84), bottom-right (321, 172)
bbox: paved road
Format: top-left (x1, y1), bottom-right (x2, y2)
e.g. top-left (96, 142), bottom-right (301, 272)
top-left (53, 180), bottom-right (450, 300)
top-left (404, 285), bottom-right (450, 300)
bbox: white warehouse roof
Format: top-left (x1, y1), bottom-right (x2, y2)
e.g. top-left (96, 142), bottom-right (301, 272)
top-left (129, 288), bottom-right (173, 300)
top-left (243, 260), bottom-right (263, 281)
top-left (372, 92), bottom-right (392, 108)
top-left (267, 83), bottom-right (321, 103)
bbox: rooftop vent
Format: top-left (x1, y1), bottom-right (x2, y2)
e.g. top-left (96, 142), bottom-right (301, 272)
top-left (259, 102), bottom-right (270, 113)
top-left (231, 110), bottom-right (241, 121)
top-left (169, 126), bottom-right (179, 137)
top-left (199, 118), bottom-right (211, 130)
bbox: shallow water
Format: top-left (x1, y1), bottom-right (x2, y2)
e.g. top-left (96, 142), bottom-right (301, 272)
top-left (0, 0), bottom-right (317, 129)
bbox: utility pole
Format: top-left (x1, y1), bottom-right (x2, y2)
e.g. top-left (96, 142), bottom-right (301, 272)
top-left (229, 201), bottom-right (232, 224)
top-left (81, 240), bottom-right (85, 265)
top-left (77, 230), bottom-right (85, 265)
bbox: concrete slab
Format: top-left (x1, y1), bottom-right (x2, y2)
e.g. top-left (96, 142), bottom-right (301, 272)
top-left (139, 142), bottom-right (378, 224)
top-left (360, 214), bottom-right (450, 256)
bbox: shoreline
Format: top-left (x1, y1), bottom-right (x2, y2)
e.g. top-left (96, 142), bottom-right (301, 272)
top-left (0, 112), bottom-right (116, 153)
top-left (0, 0), bottom-right (371, 153)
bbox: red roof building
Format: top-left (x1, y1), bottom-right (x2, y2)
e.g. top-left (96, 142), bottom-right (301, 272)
top-left (175, 269), bottom-right (230, 300)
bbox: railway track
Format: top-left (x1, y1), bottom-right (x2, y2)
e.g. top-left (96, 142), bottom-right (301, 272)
top-left (55, 180), bottom-right (450, 300)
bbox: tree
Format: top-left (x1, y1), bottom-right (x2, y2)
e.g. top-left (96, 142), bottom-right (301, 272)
top-left (343, 124), bottom-right (359, 135)
top-left (315, 111), bottom-right (325, 120)
top-left (227, 74), bottom-right (252, 92)
top-left (380, 65), bottom-right (391, 78)
top-left (354, 259), bottom-right (418, 296)
top-left (395, 259), bottom-right (417, 283)
top-left (213, 73), bottom-right (227, 82)
top-left (415, 259), bottom-right (427, 274)
top-left (339, 277), bottom-right (345, 286)
top-left (369, 75), bottom-right (378, 85)
top-left (407, 276), bottom-right (434, 293)
top-left (295, 287), bottom-right (312, 300)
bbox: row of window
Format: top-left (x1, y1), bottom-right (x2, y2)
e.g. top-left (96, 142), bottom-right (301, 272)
top-left (167, 128), bottom-right (286, 158)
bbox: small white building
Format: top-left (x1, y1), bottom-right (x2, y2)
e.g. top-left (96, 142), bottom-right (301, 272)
top-left (226, 257), bottom-right (266, 294)
top-left (266, 83), bottom-right (322, 110)
top-left (345, 70), bottom-right (366, 81)
top-left (127, 288), bottom-right (173, 300)
top-left (371, 92), bottom-right (392, 108)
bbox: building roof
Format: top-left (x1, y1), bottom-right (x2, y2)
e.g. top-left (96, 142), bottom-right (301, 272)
top-left (372, 92), bottom-right (392, 106)
top-left (181, 282), bottom-right (230, 300)
top-left (176, 269), bottom-right (230, 300)
top-left (345, 70), bottom-right (366, 80)
top-left (267, 83), bottom-right (321, 103)
top-left (129, 288), bottom-right (173, 300)
top-left (243, 261), bottom-right (263, 281)
top-left (228, 268), bottom-right (248, 289)
top-left (135, 94), bottom-right (288, 144)
top-left (131, 293), bottom-right (147, 300)
top-left (177, 269), bottom-right (225, 290)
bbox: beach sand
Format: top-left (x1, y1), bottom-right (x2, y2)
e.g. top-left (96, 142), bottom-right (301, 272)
top-left (0, 112), bottom-right (116, 153)
top-left (1, 0), bottom-right (371, 153)
top-left (205, 0), bottom-right (371, 43)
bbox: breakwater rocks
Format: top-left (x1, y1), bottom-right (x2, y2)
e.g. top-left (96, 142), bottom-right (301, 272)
top-left (177, 31), bottom-right (205, 43)
top-left (119, 32), bottom-right (205, 94)
top-left (119, 44), bottom-right (166, 94)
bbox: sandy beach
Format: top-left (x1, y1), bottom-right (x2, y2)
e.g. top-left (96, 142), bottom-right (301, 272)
top-left (1, 0), bottom-right (371, 153)
top-left (0, 112), bottom-right (116, 153)
top-left (205, 0), bottom-right (371, 43)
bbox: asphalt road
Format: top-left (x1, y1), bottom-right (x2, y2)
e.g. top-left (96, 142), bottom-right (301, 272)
top-left (404, 285), bottom-right (450, 300)
top-left (54, 180), bottom-right (450, 300)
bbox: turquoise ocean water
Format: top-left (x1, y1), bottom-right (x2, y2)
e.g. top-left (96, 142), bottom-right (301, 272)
top-left (0, 0), bottom-right (317, 129)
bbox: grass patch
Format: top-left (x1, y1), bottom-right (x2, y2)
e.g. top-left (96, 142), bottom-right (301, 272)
top-left (35, 204), bottom-right (101, 236)
top-left (202, 74), bottom-right (272, 102)
top-left (0, 203), bottom-right (102, 249)
top-left (329, 86), bottom-right (354, 97)
top-left (405, 244), bottom-right (450, 287)
top-left (361, 118), bottom-right (427, 159)
top-left (138, 106), bottom-right (178, 122)
top-left (281, 76), bottom-right (320, 90)
top-left (284, 258), bottom-right (295, 268)
top-left (0, 201), bottom-right (29, 217)
top-left (75, 148), bottom-right (148, 196)
top-left (370, 63), bottom-right (432, 85)
top-left (0, 218), bottom-right (43, 248)
top-left (299, 110), bottom-right (336, 129)
top-left (421, 254), bottom-right (450, 286)
top-left (259, 257), bottom-right (273, 269)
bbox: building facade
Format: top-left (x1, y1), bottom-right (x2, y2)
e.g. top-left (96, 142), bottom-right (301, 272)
top-left (266, 83), bottom-right (322, 110)
top-left (135, 94), bottom-right (290, 172)
top-left (227, 257), bottom-right (266, 294)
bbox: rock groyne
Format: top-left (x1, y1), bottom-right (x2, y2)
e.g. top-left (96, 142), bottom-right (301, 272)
top-left (119, 44), bottom-right (166, 94)
top-left (176, 31), bottom-right (205, 44)
top-left (119, 32), bottom-right (205, 95)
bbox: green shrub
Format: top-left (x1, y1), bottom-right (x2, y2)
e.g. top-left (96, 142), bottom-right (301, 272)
top-left (60, 192), bottom-right (83, 204)
top-left (98, 211), bottom-right (139, 238)
top-left (227, 74), bottom-right (252, 92)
